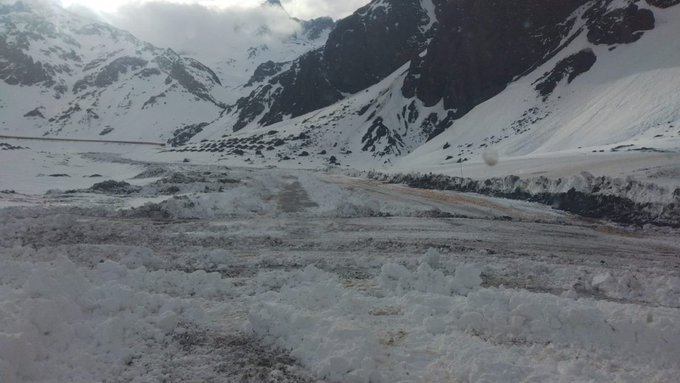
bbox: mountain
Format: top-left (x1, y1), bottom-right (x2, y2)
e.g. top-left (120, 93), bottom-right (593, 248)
top-left (0, 1), bottom-right (230, 142)
top-left (400, 0), bottom-right (680, 171)
top-left (198, 3), bottom-right (335, 99)
top-left (221, 0), bottom-right (438, 132)
top-left (182, 0), bottom-right (680, 169)
top-left (1, 0), bottom-right (679, 170)
top-left (0, 0), bottom-right (334, 143)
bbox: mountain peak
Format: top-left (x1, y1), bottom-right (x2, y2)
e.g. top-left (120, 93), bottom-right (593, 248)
top-left (263, 0), bottom-right (283, 8)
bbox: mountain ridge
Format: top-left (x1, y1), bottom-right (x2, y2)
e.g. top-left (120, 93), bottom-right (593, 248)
top-left (1, 0), bottom-right (679, 170)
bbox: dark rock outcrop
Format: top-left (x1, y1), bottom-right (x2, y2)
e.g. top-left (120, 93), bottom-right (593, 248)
top-left (646, 0), bottom-right (680, 8)
top-left (534, 49), bottom-right (597, 100)
top-left (246, 61), bottom-right (286, 87)
top-left (234, 49), bottom-right (343, 131)
top-left (231, 0), bottom-right (435, 131)
top-left (300, 17), bottom-right (335, 40)
top-left (361, 117), bottom-right (405, 155)
top-left (24, 107), bottom-right (46, 119)
top-left (412, 0), bottom-right (587, 114)
top-left (94, 56), bottom-right (148, 88)
top-left (587, 4), bottom-right (655, 45)
top-left (168, 122), bottom-right (210, 147)
top-left (89, 180), bottom-right (142, 195)
top-left (324, 0), bottom-right (432, 94)
top-left (0, 36), bottom-right (54, 86)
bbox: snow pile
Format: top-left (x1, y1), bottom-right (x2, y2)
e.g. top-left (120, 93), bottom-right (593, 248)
top-left (249, 251), bottom-right (680, 382)
top-left (589, 271), bottom-right (680, 308)
top-left (371, 171), bottom-right (680, 205)
top-left (125, 185), bottom-right (277, 219)
top-left (368, 171), bottom-right (680, 226)
top-left (380, 254), bottom-right (481, 296)
top-left (0, 253), bottom-right (234, 383)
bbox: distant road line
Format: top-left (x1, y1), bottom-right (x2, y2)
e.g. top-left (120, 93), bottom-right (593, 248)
top-left (0, 134), bottom-right (166, 146)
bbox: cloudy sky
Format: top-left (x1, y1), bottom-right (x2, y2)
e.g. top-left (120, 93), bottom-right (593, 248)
top-left (59, 0), bottom-right (368, 20)
top-left (54, 0), bottom-right (369, 68)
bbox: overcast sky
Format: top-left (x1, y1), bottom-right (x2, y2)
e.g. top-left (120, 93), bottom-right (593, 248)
top-left (54, 0), bottom-right (369, 65)
top-left (59, 0), bottom-right (368, 20)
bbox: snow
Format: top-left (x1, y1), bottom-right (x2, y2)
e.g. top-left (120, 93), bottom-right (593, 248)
top-left (163, 2), bottom-right (680, 188)
top-left (2, 1), bottom-right (680, 381)
top-left (0, 1), bottom-right (330, 143)
top-left (0, 254), bottom-right (226, 383)
top-left (0, 140), bottom-right (147, 197)
top-left (250, 255), bottom-right (680, 382)
top-left (1, 150), bottom-right (679, 382)
top-left (399, 4), bottom-right (680, 173)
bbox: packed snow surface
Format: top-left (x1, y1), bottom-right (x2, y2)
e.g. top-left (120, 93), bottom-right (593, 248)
top-left (1, 146), bottom-right (680, 382)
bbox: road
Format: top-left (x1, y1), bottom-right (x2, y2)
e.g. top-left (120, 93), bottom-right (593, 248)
top-left (0, 134), bottom-right (166, 146)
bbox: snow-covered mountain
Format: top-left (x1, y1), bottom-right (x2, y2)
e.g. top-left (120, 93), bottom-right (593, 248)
top-left (0, 0), bottom-right (334, 143)
top-left (2, 0), bottom-right (679, 169)
top-left (203, 1), bottom-right (335, 98)
top-left (182, 0), bottom-right (680, 170)
top-left (401, 0), bottom-right (680, 171)
top-left (0, 1), bottom-right (230, 142)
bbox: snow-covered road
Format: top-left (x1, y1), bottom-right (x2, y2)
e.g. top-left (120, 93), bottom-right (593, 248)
top-left (1, 159), bottom-right (679, 382)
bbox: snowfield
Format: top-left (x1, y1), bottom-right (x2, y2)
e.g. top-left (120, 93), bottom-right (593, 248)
top-left (1, 146), bottom-right (680, 382)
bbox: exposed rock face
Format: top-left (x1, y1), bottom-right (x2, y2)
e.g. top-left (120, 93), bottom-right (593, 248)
top-left (0, 1), bottom-right (226, 140)
top-left (587, 4), bottom-right (655, 45)
top-left (161, 53), bottom-right (224, 106)
top-left (300, 17), bottom-right (335, 40)
top-left (24, 107), bottom-right (45, 119)
top-left (231, 0), bottom-right (435, 131)
top-left (234, 49), bottom-right (343, 131)
top-left (534, 49), bottom-right (597, 100)
top-left (245, 61), bottom-right (286, 87)
top-left (362, 117), bottom-right (405, 156)
top-left (168, 122), bottom-right (210, 147)
top-left (646, 0), bottom-right (680, 8)
top-left (0, 36), bottom-right (54, 87)
top-left (412, 0), bottom-right (588, 114)
top-left (324, 0), bottom-right (431, 94)
top-left (94, 57), bottom-right (148, 88)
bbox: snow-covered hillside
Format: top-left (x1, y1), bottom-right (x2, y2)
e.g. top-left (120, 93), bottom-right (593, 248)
top-left (0, 0), bottom-right (334, 143)
top-left (207, 16), bottom-right (334, 96)
top-left (401, 0), bottom-right (680, 171)
top-left (2, 0), bottom-right (680, 176)
top-left (0, 1), bottom-right (230, 142)
top-left (179, 0), bottom-right (680, 174)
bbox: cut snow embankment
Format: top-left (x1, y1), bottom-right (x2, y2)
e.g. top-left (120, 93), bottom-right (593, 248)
top-left (367, 171), bottom-right (680, 227)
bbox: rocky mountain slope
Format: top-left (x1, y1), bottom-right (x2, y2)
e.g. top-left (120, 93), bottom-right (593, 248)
top-left (0, 1), bottom-right (231, 142)
top-left (0, 0), bottom-right (334, 143)
top-left (206, 0), bottom-right (335, 97)
top-left (221, 0), bottom-right (438, 132)
top-left (184, 0), bottom-right (680, 170)
top-left (2, 0), bottom-right (679, 170)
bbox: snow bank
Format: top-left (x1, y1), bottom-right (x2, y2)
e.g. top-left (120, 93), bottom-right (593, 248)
top-left (249, 251), bottom-right (680, 382)
top-left (368, 171), bottom-right (680, 227)
top-left (0, 253), bottom-right (234, 383)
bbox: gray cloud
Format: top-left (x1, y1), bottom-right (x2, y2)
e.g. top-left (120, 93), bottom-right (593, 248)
top-left (104, 1), bottom-right (301, 60)
top-left (59, 0), bottom-right (371, 67)
top-left (280, 0), bottom-right (369, 19)
top-left (98, 0), bottom-right (370, 63)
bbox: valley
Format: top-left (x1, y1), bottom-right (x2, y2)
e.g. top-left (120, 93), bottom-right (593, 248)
top-left (2, 0), bottom-right (680, 381)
